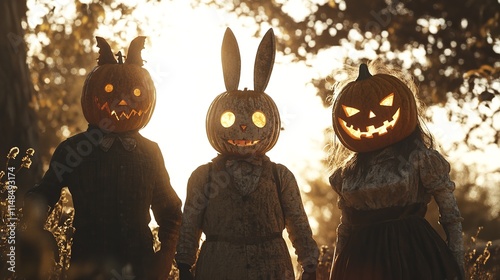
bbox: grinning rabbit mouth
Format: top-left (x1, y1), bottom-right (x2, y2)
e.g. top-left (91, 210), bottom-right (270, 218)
top-left (227, 139), bottom-right (260, 146)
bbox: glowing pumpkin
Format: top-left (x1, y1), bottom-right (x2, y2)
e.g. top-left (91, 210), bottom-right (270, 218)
top-left (332, 63), bottom-right (417, 153)
top-left (206, 28), bottom-right (280, 156)
top-left (81, 36), bottom-right (156, 133)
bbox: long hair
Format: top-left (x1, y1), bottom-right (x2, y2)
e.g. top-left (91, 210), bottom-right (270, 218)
top-left (327, 59), bottom-right (434, 175)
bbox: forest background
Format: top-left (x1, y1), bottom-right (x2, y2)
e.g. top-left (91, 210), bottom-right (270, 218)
top-left (1, 0), bottom-right (499, 278)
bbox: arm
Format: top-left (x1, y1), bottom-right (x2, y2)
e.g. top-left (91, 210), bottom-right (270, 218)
top-left (151, 147), bottom-right (182, 277)
top-left (419, 149), bottom-right (464, 275)
top-left (333, 198), bottom-right (350, 261)
top-left (329, 169), bottom-right (350, 261)
top-left (24, 141), bottom-right (70, 227)
top-left (20, 141), bottom-right (69, 274)
top-left (434, 187), bottom-right (464, 275)
top-left (175, 165), bottom-right (210, 269)
top-left (277, 164), bottom-right (319, 275)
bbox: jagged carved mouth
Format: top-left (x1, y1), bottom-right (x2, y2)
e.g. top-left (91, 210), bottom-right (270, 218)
top-left (97, 100), bottom-right (151, 121)
top-left (338, 108), bottom-right (400, 140)
top-left (227, 139), bottom-right (260, 146)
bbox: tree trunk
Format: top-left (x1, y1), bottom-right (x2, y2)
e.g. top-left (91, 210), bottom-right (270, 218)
top-left (0, 0), bottom-right (41, 203)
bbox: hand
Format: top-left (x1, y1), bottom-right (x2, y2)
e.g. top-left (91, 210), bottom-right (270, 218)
top-left (152, 250), bottom-right (170, 279)
top-left (452, 250), bottom-right (466, 280)
top-left (302, 264), bottom-right (317, 280)
top-left (177, 263), bottom-right (194, 280)
top-left (17, 228), bottom-right (58, 279)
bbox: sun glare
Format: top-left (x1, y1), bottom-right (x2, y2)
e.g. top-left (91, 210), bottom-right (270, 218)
top-left (83, 2), bottom-right (333, 204)
top-left (28, 0), bottom-right (498, 224)
top-left (25, 0), bottom-right (336, 204)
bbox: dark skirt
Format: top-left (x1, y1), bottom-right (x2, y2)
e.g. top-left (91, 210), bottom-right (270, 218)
top-left (330, 203), bottom-right (463, 280)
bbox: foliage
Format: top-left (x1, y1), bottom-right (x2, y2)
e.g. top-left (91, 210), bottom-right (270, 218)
top-left (198, 0), bottom-right (499, 104)
top-left (43, 188), bottom-right (75, 278)
top-left (0, 147), bottom-right (74, 279)
top-left (0, 147), bottom-right (36, 279)
top-left (446, 65), bottom-right (500, 151)
top-left (25, 0), bottom-right (145, 169)
top-left (464, 227), bottom-right (500, 280)
top-left (26, 0), bottom-right (500, 167)
top-left (194, 0), bottom-right (500, 165)
top-left (26, 1), bottom-right (100, 170)
top-left (451, 166), bottom-right (500, 241)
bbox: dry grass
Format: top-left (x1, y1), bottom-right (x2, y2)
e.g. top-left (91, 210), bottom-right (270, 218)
top-left (464, 227), bottom-right (500, 280)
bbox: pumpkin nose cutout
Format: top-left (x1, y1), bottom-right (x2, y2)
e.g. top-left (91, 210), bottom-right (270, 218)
top-left (118, 100), bottom-right (128, 106)
top-left (369, 111), bottom-right (376, 118)
top-left (240, 124), bottom-right (247, 132)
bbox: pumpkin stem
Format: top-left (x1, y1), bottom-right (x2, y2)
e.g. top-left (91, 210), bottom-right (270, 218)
top-left (116, 51), bottom-right (124, 64)
top-left (356, 63), bottom-right (372, 81)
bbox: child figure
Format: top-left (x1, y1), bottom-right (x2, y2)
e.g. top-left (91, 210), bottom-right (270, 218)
top-left (328, 61), bottom-right (464, 280)
top-left (175, 28), bottom-right (319, 280)
top-left (22, 37), bottom-right (182, 279)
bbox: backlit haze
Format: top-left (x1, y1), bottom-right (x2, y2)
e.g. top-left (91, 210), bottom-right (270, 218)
top-left (25, 0), bottom-right (500, 231)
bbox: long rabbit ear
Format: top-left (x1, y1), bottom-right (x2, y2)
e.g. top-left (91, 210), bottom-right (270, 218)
top-left (221, 28), bottom-right (241, 91)
top-left (96, 37), bottom-right (117, 65)
top-left (254, 28), bottom-right (275, 92)
top-left (126, 36), bottom-right (146, 66)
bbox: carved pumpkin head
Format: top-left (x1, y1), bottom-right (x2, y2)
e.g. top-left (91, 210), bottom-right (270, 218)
top-left (206, 28), bottom-right (280, 156)
top-left (332, 64), bottom-right (417, 153)
top-left (81, 36), bottom-right (156, 133)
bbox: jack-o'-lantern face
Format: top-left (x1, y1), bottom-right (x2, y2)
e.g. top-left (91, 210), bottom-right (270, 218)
top-left (206, 28), bottom-right (280, 156)
top-left (81, 36), bottom-right (156, 133)
top-left (338, 92), bottom-right (400, 140)
top-left (332, 64), bottom-right (417, 152)
top-left (206, 89), bottom-right (280, 156)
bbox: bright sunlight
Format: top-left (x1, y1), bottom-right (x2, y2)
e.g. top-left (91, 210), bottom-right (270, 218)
top-left (92, 1), bottom-right (333, 203)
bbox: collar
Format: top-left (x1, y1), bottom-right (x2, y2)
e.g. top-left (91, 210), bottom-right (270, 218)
top-left (87, 125), bottom-right (138, 152)
top-left (213, 154), bottom-right (270, 167)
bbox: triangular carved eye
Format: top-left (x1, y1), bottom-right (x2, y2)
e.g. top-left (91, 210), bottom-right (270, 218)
top-left (342, 105), bottom-right (360, 117)
top-left (380, 93), bottom-right (394, 106)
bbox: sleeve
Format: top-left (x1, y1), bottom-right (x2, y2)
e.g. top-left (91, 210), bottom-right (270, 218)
top-left (329, 169), bottom-right (350, 261)
top-left (23, 141), bottom-right (70, 227)
top-left (150, 146), bottom-right (183, 273)
top-left (277, 164), bottom-right (319, 270)
top-left (418, 149), bottom-right (464, 271)
top-left (333, 197), bottom-right (350, 261)
top-left (329, 168), bottom-right (343, 195)
top-left (175, 165), bottom-right (210, 266)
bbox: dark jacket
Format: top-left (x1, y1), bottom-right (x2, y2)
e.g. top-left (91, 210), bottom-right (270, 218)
top-left (25, 125), bottom-right (182, 279)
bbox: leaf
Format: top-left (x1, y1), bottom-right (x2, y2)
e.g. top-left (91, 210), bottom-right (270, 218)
top-left (478, 91), bottom-right (495, 102)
